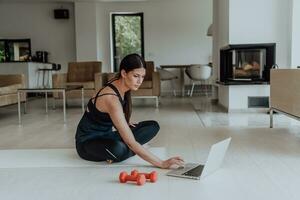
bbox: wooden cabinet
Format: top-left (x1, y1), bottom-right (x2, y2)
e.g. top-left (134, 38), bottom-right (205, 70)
top-left (270, 69), bottom-right (300, 127)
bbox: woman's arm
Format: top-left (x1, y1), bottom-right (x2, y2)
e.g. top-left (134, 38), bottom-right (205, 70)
top-left (104, 96), bottom-right (184, 168)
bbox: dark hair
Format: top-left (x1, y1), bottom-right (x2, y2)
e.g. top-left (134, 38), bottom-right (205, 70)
top-left (110, 53), bottom-right (146, 123)
top-left (119, 53), bottom-right (146, 74)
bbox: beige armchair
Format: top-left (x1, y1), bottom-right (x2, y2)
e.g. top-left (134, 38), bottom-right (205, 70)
top-left (0, 74), bottom-right (26, 107)
top-left (52, 61), bottom-right (102, 99)
top-left (99, 61), bottom-right (161, 107)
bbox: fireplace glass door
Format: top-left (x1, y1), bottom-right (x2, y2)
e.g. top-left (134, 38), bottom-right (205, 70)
top-left (220, 43), bottom-right (275, 83)
top-left (231, 49), bottom-right (266, 80)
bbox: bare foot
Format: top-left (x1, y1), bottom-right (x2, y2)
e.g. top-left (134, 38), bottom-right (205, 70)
top-left (106, 159), bottom-right (113, 164)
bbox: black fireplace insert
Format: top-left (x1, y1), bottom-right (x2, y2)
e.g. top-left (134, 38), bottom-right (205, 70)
top-left (220, 43), bottom-right (276, 84)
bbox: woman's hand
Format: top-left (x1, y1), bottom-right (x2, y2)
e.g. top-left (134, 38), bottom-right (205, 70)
top-left (160, 156), bottom-right (185, 169)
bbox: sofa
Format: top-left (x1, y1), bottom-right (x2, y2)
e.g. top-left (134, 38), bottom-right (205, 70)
top-left (52, 61), bottom-right (102, 99)
top-left (0, 74), bottom-right (26, 107)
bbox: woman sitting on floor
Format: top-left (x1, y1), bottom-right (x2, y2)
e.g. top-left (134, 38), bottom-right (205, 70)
top-left (75, 53), bottom-right (184, 169)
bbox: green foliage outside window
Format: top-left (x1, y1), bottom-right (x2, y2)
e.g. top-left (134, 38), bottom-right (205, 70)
top-left (0, 50), bottom-right (4, 62)
top-left (115, 16), bottom-right (141, 60)
top-left (0, 42), bottom-right (4, 61)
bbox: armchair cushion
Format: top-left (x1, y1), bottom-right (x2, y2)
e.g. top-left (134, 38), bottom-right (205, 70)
top-left (145, 61), bottom-right (155, 81)
top-left (0, 74), bottom-right (26, 107)
top-left (0, 84), bottom-right (24, 95)
top-left (52, 61), bottom-right (102, 99)
top-left (139, 81), bottom-right (152, 89)
top-left (67, 61), bottom-right (101, 82)
top-left (0, 74), bottom-right (24, 86)
top-left (65, 81), bottom-right (95, 89)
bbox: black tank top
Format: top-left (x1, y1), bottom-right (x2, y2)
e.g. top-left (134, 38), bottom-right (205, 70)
top-left (75, 82), bottom-right (126, 144)
top-left (85, 82), bottom-right (126, 125)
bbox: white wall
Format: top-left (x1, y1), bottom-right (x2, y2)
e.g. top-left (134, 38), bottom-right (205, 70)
top-left (213, 0), bottom-right (294, 107)
top-left (218, 84), bottom-right (270, 111)
top-left (75, 2), bottom-right (99, 62)
top-left (0, 2), bottom-right (76, 72)
top-left (95, 0), bottom-right (212, 72)
top-left (0, 1), bottom-right (212, 94)
top-left (291, 0), bottom-right (300, 67)
top-left (213, 0), bottom-right (294, 80)
top-left (213, 0), bottom-right (229, 81)
top-left (229, 0), bottom-right (292, 67)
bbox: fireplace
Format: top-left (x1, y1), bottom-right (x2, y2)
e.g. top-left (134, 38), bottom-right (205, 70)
top-left (220, 43), bottom-right (276, 84)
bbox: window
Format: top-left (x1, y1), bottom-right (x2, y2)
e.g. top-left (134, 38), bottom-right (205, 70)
top-left (111, 13), bottom-right (144, 72)
top-left (0, 39), bottom-right (31, 62)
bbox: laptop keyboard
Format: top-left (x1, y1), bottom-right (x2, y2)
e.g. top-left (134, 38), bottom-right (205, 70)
top-left (182, 165), bottom-right (204, 176)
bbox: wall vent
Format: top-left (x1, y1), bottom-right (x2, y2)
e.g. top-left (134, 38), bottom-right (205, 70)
top-left (248, 96), bottom-right (269, 108)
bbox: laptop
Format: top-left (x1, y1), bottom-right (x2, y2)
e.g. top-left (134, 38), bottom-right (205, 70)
top-left (166, 137), bottom-right (231, 180)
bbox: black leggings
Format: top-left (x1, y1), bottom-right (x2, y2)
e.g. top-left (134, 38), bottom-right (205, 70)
top-left (76, 120), bottom-right (160, 162)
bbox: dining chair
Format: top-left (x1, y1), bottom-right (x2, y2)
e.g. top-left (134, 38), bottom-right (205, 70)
top-left (157, 67), bottom-right (178, 96)
top-left (185, 64), bottom-right (212, 97)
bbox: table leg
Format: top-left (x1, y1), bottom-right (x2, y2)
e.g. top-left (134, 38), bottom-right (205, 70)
top-left (63, 90), bottom-right (66, 123)
top-left (18, 91), bottom-right (21, 124)
top-left (52, 96), bottom-right (56, 110)
top-left (45, 91), bottom-right (48, 113)
top-left (47, 71), bottom-right (51, 88)
top-left (270, 108), bottom-right (273, 128)
top-left (42, 70), bottom-right (45, 88)
top-left (23, 93), bottom-right (27, 114)
top-left (180, 68), bottom-right (185, 97)
top-left (37, 71), bottom-right (40, 88)
top-left (81, 88), bottom-right (84, 113)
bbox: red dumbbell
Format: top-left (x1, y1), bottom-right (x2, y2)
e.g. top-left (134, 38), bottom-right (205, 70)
top-left (119, 171), bottom-right (146, 186)
top-left (131, 170), bottom-right (158, 183)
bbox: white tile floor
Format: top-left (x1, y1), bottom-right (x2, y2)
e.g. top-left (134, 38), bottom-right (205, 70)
top-left (0, 96), bottom-right (300, 200)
